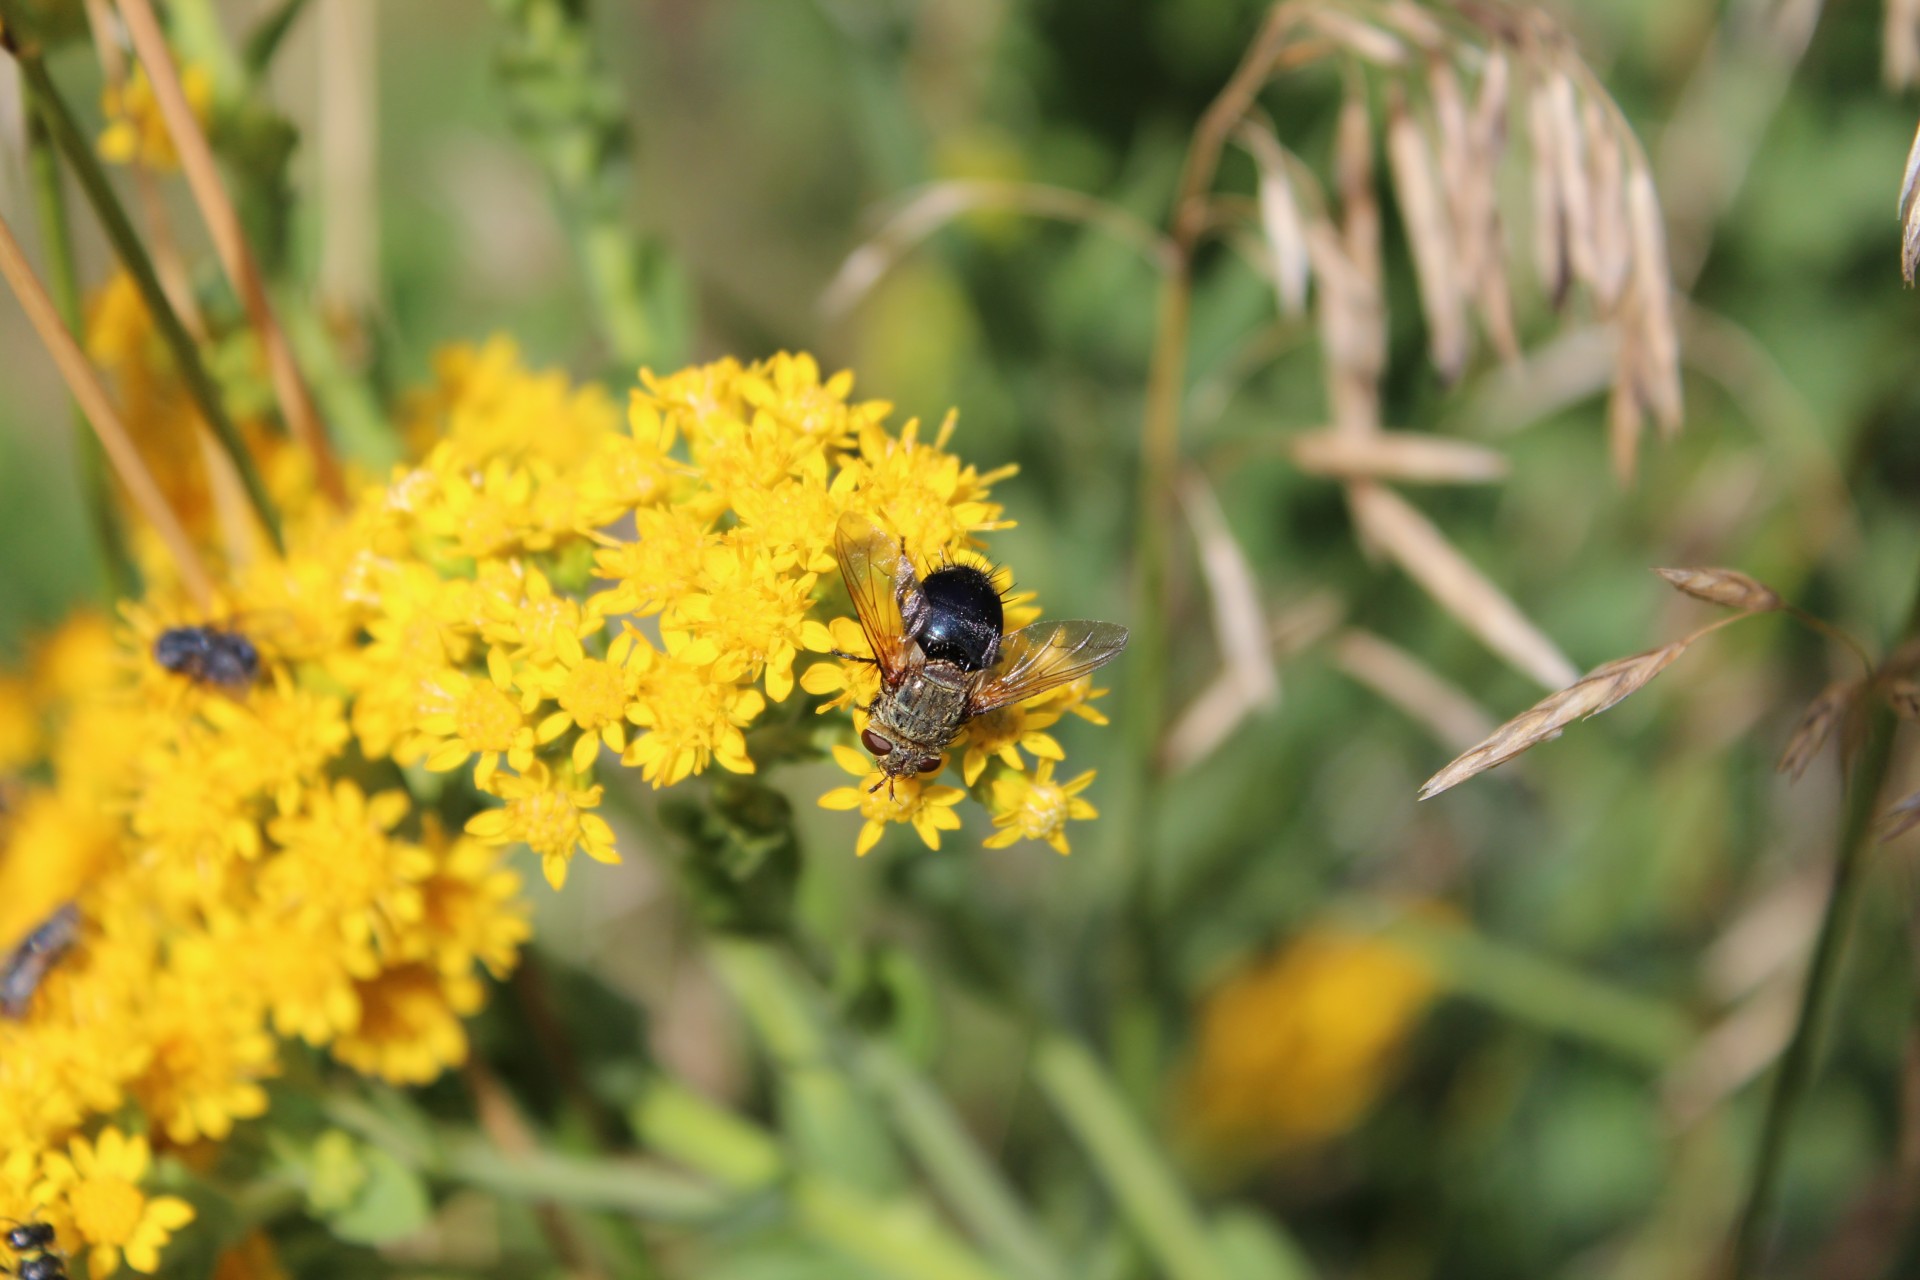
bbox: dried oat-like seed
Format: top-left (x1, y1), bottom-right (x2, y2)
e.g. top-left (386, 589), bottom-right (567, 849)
top-left (1419, 641), bottom-right (1692, 799)
top-left (1653, 567), bottom-right (1784, 613)
top-left (1387, 87), bottom-right (1467, 381)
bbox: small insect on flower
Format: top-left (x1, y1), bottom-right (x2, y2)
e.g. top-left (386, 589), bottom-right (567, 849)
top-left (0, 903), bottom-right (80, 1018)
top-left (2, 1224), bottom-right (55, 1255)
top-left (1, 1220), bottom-right (64, 1280)
top-left (833, 513), bottom-right (1128, 788)
top-left (5, 1254), bottom-right (66, 1280)
top-left (153, 625), bottom-right (260, 690)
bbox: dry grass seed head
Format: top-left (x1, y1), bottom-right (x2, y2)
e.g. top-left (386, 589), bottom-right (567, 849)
top-left (1777, 680), bottom-right (1862, 781)
top-left (1419, 640), bottom-right (1692, 799)
top-left (1386, 83), bottom-right (1467, 381)
top-left (1238, 120), bottom-right (1313, 316)
top-left (1885, 679), bottom-right (1920, 721)
top-left (1654, 566), bottom-right (1784, 613)
top-left (1882, 788), bottom-right (1920, 842)
top-left (1899, 118), bottom-right (1920, 284)
top-left (1526, 68), bottom-right (1569, 304)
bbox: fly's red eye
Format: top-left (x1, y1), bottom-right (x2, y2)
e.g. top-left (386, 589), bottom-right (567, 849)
top-left (918, 756), bottom-right (943, 774)
top-left (861, 728), bottom-right (893, 757)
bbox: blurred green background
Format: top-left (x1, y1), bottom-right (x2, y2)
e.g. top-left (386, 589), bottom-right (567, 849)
top-left (7, 0), bottom-right (1920, 1276)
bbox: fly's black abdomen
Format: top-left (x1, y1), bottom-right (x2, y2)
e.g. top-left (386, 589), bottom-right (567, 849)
top-left (154, 626), bottom-right (260, 689)
top-left (913, 565), bottom-right (1004, 671)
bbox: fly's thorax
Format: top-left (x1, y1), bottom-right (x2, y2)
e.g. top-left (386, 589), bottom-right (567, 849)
top-left (867, 662), bottom-right (976, 774)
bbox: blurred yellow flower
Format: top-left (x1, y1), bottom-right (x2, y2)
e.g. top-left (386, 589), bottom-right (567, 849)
top-left (98, 63), bottom-right (213, 171)
top-left (465, 761), bottom-right (617, 889)
top-left (35, 1127), bottom-right (194, 1276)
top-left (1179, 927), bottom-right (1438, 1157)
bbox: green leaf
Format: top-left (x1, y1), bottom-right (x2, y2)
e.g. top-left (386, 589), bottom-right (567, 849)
top-left (325, 1146), bottom-right (433, 1244)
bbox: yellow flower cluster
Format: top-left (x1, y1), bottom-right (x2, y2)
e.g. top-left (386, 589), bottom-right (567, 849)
top-left (1177, 926), bottom-right (1438, 1158)
top-left (0, 336), bottom-right (1113, 1271)
top-left (97, 63), bottom-right (214, 171)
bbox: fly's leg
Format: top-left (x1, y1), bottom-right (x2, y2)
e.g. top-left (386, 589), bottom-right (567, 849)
top-left (832, 649), bottom-right (878, 664)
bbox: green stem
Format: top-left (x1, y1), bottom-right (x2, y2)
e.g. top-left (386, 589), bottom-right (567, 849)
top-left (1728, 570), bottom-right (1920, 1276)
top-left (859, 1040), bottom-right (1071, 1280)
top-left (436, 1134), bottom-right (731, 1222)
top-left (1, 22), bottom-right (286, 553)
top-left (25, 102), bottom-right (138, 599)
top-left (327, 1094), bottom-right (732, 1223)
top-left (487, 0), bottom-right (687, 370)
top-left (243, 0), bottom-right (314, 77)
top-left (1032, 1034), bottom-right (1228, 1280)
top-left (1361, 906), bottom-right (1695, 1069)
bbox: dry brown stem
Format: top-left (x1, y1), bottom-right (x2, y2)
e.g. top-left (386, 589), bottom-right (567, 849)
top-left (1386, 83), bottom-right (1466, 380)
top-left (1333, 627), bottom-right (1495, 750)
top-left (1654, 566), bottom-right (1785, 614)
top-left (1289, 429), bottom-right (1508, 483)
top-left (114, 0), bottom-right (347, 504)
top-left (0, 208), bottom-right (212, 607)
top-left (1348, 482), bottom-right (1577, 690)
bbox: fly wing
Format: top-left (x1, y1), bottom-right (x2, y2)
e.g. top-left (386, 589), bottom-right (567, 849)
top-left (971, 620), bottom-right (1129, 714)
top-left (833, 512), bottom-right (914, 682)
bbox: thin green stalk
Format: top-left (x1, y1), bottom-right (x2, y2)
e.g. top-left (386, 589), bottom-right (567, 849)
top-left (1728, 572), bottom-right (1920, 1276)
top-left (1110, 262), bottom-right (1191, 900)
top-left (488, 0), bottom-right (688, 370)
top-left (793, 1177), bottom-right (1008, 1280)
top-left (1032, 1033), bottom-right (1228, 1280)
top-left (436, 1134), bottom-right (730, 1222)
top-left (243, 0), bottom-right (314, 77)
top-left (327, 1094), bottom-right (732, 1223)
top-left (26, 103), bottom-right (138, 599)
top-left (0, 20), bottom-right (286, 553)
top-left (859, 1040), bottom-right (1072, 1280)
top-left (1357, 905), bottom-right (1695, 1069)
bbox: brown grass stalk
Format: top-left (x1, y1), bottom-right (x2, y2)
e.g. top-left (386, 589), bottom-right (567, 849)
top-left (0, 208), bottom-right (212, 607)
top-left (1348, 482), bottom-right (1577, 690)
top-left (1289, 429), bottom-right (1508, 484)
top-left (114, 0), bottom-right (347, 505)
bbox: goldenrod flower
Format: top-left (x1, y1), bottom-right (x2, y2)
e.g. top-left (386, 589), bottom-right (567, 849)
top-left (798, 617), bottom-right (883, 716)
top-left (526, 629), bottom-right (645, 773)
top-left (465, 762), bottom-right (618, 889)
top-left (35, 1127), bottom-right (194, 1276)
top-left (622, 640), bottom-right (763, 786)
top-left (982, 759), bottom-right (1097, 855)
top-left (332, 961), bottom-right (483, 1084)
top-left (98, 64), bottom-right (213, 171)
top-left (409, 651), bottom-right (538, 790)
top-left (818, 745), bottom-right (965, 856)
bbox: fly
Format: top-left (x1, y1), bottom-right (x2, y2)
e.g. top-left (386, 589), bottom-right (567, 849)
top-left (832, 513), bottom-right (1128, 791)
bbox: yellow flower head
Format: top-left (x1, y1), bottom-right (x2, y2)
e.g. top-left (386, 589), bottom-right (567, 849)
top-left (465, 761), bottom-right (618, 889)
top-left (982, 759), bottom-right (1098, 855)
top-left (35, 1127), bottom-right (194, 1276)
top-left (331, 961), bottom-right (482, 1085)
top-left (819, 744), bottom-right (965, 856)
